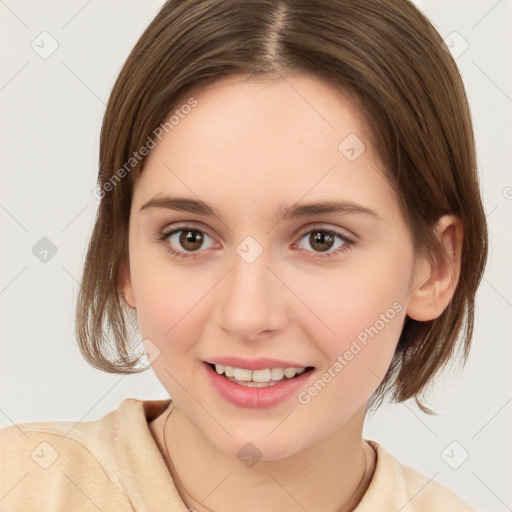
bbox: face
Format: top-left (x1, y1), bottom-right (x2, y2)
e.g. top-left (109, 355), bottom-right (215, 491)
top-left (122, 72), bottom-right (419, 460)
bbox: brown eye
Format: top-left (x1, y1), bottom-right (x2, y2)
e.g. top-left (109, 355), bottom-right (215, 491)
top-left (296, 227), bottom-right (354, 260)
top-left (159, 227), bottom-right (216, 259)
top-left (179, 229), bottom-right (205, 251)
top-left (308, 231), bottom-right (335, 252)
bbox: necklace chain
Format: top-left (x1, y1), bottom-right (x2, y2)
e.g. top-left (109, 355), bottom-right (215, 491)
top-left (163, 407), bottom-right (216, 512)
top-left (162, 406), bottom-right (370, 512)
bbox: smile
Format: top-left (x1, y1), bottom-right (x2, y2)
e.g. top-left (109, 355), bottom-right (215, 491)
top-left (209, 363), bottom-right (308, 387)
top-left (203, 361), bottom-right (315, 408)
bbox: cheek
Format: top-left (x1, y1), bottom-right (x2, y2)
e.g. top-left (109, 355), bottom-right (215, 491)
top-left (130, 249), bottom-right (214, 360)
top-left (295, 302), bottom-right (405, 421)
top-left (295, 251), bottom-right (410, 402)
top-left (300, 253), bottom-right (409, 344)
top-left (332, 306), bottom-right (404, 404)
top-left (134, 270), bottom-right (210, 398)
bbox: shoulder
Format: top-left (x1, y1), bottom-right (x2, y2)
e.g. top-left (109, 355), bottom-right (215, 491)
top-left (399, 459), bottom-right (477, 511)
top-left (0, 398), bottom-right (162, 511)
top-left (359, 440), bottom-right (477, 512)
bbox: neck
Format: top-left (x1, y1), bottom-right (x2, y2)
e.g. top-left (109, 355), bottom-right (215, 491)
top-left (150, 403), bottom-right (375, 512)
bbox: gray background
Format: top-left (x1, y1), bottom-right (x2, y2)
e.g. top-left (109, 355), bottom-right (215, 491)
top-left (1, 1), bottom-right (510, 510)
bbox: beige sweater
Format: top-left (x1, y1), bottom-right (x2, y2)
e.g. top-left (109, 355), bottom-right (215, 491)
top-left (0, 397), bottom-right (476, 511)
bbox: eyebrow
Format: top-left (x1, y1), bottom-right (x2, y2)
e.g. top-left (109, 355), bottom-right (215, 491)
top-left (139, 196), bottom-right (382, 222)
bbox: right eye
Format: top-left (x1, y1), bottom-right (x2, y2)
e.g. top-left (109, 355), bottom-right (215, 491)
top-left (158, 226), bottom-right (217, 259)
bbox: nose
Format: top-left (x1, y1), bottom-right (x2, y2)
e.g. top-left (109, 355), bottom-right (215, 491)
top-left (213, 247), bottom-right (289, 342)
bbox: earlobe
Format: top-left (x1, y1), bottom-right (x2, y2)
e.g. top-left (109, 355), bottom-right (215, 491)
top-left (119, 259), bottom-right (136, 310)
top-left (406, 215), bottom-right (463, 322)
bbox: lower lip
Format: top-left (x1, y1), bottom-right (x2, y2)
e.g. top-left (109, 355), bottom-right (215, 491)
top-left (203, 362), bottom-right (314, 409)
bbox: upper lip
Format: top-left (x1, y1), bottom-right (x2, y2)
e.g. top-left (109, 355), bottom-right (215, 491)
top-left (204, 356), bottom-right (312, 371)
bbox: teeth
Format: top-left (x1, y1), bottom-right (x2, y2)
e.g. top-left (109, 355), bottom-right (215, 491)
top-left (212, 364), bottom-right (307, 383)
top-left (271, 367), bottom-right (284, 380)
top-left (284, 367), bottom-right (297, 378)
top-left (234, 368), bottom-right (252, 381)
top-left (240, 380), bottom-right (278, 388)
top-left (252, 369), bottom-right (271, 382)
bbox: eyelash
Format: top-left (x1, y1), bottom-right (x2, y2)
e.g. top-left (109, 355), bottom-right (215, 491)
top-left (157, 224), bottom-right (355, 261)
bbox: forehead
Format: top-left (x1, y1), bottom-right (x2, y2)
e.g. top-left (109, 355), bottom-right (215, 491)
top-left (177, 72), bottom-right (370, 149)
top-left (133, 72), bottom-right (396, 220)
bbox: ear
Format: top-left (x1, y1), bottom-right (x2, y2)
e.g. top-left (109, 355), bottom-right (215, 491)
top-left (119, 258), bottom-right (136, 310)
top-left (406, 214), bottom-right (463, 321)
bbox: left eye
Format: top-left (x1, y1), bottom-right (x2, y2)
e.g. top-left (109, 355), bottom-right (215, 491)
top-left (295, 228), bottom-right (354, 259)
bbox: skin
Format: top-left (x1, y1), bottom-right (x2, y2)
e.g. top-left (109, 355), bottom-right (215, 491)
top-left (121, 71), bottom-right (462, 512)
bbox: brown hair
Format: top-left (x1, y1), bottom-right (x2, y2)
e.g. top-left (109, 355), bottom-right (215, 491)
top-left (75, 0), bottom-right (488, 413)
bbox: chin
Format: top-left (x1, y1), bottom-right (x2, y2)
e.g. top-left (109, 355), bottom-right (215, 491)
top-left (197, 418), bottom-right (314, 463)
top-left (221, 435), bottom-right (305, 463)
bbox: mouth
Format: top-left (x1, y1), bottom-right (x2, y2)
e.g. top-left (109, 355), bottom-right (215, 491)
top-left (202, 355), bottom-right (316, 408)
top-left (206, 362), bottom-right (315, 388)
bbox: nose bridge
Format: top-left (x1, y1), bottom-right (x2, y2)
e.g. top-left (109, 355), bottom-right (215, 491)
top-left (215, 236), bottom-right (287, 340)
